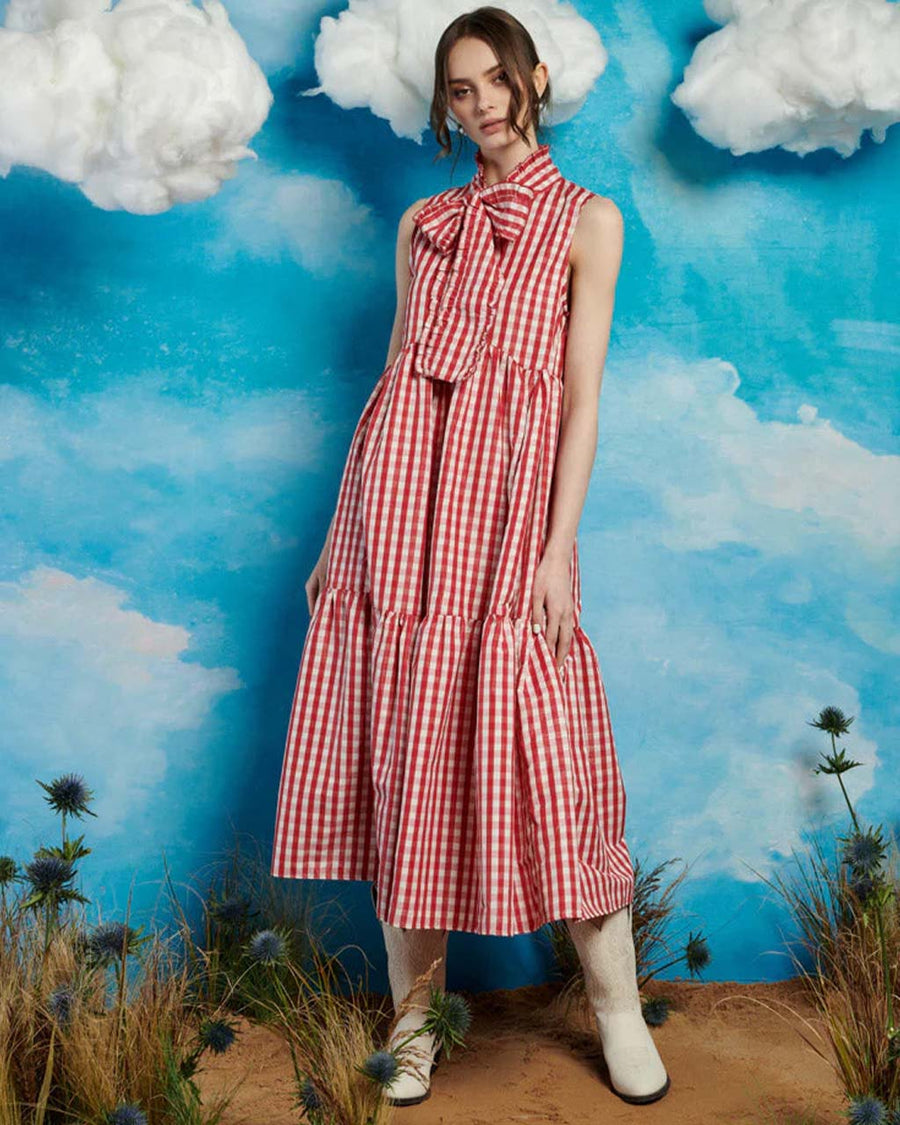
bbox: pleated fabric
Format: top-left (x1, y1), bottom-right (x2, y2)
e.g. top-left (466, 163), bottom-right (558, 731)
top-left (270, 143), bottom-right (635, 935)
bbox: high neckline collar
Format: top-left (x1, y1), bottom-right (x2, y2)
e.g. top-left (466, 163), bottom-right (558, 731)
top-left (472, 142), bottom-right (561, 194)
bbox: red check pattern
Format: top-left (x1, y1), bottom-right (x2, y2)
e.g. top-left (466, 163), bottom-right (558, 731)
top-left (270, 143), bottom-right (635, 935)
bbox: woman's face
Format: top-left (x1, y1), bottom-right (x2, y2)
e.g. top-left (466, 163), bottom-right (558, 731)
top-left (446, 36), bottom-right (544, 150)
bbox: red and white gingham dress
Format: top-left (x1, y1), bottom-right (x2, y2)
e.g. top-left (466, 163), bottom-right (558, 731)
top-left (270, 143), bottom-right (635, 936)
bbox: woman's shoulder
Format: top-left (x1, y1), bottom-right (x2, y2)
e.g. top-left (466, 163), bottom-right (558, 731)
top-left (560, 177), bottom-right (624, 228)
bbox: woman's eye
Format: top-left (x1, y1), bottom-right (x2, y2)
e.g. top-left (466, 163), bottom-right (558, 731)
top-left (494, 71), bottom-right (508, 83)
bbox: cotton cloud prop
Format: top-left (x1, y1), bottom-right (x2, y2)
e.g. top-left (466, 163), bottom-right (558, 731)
top-left (672, 0), bottom-right (900, 157)
top-left (304, 0), bottom-right (607, 141)
top-left (0, 0), bottom-right (273, 213)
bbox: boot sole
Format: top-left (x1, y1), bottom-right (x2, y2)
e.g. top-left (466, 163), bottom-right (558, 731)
top-left (612, 1072), bottom-right (671, 1104)
top-left (384, 1044), bottom-right (444, 1107)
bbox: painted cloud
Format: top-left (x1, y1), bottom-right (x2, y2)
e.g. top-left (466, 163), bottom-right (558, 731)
top-left (672, 0), bottom-right (900, 157)
top-left (0, 0), bottom-right (273, 212)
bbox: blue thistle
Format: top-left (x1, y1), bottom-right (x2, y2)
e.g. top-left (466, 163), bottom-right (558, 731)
top-left (47, 984), bottom-right (75, 1027)
top-left (87, 921), bottom-right (139, 964)
top-left (887, 1103), bottom-right (900, 1125)
top-left (809, 706), bottom-right (854, 738)
top-left (25, 855), bottom-right (75, 893)
top-left (37, 774), bottom-right (97, 819)
top-left (642, 996), bottom-right (670, 1026)
top-left (685, 931), bottom-right (711, 975)
top-left (0, 856), bottom-right (17, 885)
top-left (430, 988), bottom-right (472, 1039)
top-left (299, 1075), bottom-right (324, 1111)
top-left (105, 1104), bottom-right (148, 1125)
top-left (842, 829), bottom-right (887, 875)
top-left (210, 894), bottom-right (251, 926)
top-left (247, 928), bottom-right (287, 966)
top-left (361, 1049), bottom-right (399, 1085)
top-left (199, 1018), bottom-right (237, 1055)
top-left (847, 1095), bottom-right (888, 1125)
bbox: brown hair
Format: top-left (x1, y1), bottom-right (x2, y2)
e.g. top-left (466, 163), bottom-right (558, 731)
top-left (428, 6), bottom-right (552, 170)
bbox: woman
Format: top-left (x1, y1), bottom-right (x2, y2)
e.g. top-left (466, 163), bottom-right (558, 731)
top-left (270, 5), bottom-right (670, 1109)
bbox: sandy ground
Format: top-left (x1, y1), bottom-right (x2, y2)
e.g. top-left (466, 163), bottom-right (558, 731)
top-left (194, 977), bottom-right (846, 1124)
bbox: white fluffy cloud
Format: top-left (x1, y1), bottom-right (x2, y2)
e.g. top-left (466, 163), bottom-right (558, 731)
top-left (672, 0), bottom-right (900, 157)
top-left (0, 565), bottom-right (241, 843)
top-left (0, 0), bottom-right (273, 212)
top-left (603, 352), bottom-right (900, 565)
top-left (305, 0), bottom-right (608, 140)
top-left (209, 162), bottom-right (382, 275)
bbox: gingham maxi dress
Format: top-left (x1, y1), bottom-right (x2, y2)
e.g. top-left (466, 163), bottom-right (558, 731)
top-left (270, 143), bottom-right (635, 936)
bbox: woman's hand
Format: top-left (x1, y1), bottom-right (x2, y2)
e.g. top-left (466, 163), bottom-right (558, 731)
top-left (531, 547), bottom-right (575, 671)
top-left (305, 545), bottom-right (330, 616)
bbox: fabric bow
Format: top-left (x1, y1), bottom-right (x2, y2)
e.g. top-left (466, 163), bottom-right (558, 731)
top-left (413, 180), bottom-right (535, 255)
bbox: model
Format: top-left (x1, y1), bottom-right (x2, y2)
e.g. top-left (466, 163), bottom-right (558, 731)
top-left (271, 4), bottom-right (670, 1109)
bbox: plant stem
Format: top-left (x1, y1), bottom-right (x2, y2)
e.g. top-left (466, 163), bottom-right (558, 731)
top-left (832, 732), bottom-right (861, 832)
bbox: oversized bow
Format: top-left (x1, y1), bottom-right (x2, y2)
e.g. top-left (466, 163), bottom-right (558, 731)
top-left (413, 180), bottom-right (535, 255)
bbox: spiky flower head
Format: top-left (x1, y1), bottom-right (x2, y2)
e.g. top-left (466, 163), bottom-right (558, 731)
top-left (37, 774), bottom-right (97, 819)
top-left (642, 996), bottom-right (670, 1027)
top-left (247, 928), bottom-right (287, 966)
top-left (299, 1075), bottom-right (324, 1111)
top-left (426, 986), bottom-right (472, 1049)
top-left (842, 828), bottom-right (887, 876)
top-left (199, 1018), bottom-right (237, 1055)
top-left (0, 856), bottom-right (17, 885)
top-left (810, 707), bottom-right (854, 737)
top-left (47, 984), bottom-right (76, 1027)
top-left (25, 855), bottom-right (75, 893)
top-left (360, 1049), bottom-right (399, 1085)
top-left (209, 894), bottom-right (252, 926)
top-left (87, 921), bottom-right (141, 964)
top-left (685, 932), bottom-right (711, 975)
top-left (105, 1104), bottom-right (148, 1125)
top-left (847, 1095), bottom-right (887, 1125)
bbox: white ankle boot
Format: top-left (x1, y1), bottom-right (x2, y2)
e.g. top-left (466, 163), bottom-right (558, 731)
top-left (379, 920), bottom-right (449, 1107)
top-left (566, 904), bottom-right (670, 1104)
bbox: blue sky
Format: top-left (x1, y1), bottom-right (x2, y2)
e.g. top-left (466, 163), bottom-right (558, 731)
top-left (0, 0), bottom-right (897, 988)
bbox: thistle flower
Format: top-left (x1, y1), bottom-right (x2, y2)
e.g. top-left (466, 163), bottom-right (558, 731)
top-left (888, 1101), bottom-right (900, 1125)
top-left (360, 1049), bottom-right (399, 1085)
top-left (87, 921), bottom-right (142, 964)
top-left (198, 1018), bottom-right (238, 1055)
top-left (685, 932), bottom-right (711, 975)
top-left (47, 984), bottom-right (75, 1027)
top-left (642, 996), bottom-right (670, 1026)
top-left (0, 856), bottom-right (18, 885)
top-left (299, 1075), bottom-right (324, 1111)
top-left (209, 894), bottom-right (252, 926)
top-left (842, 828), bottom-right (887, 875)
top-left (247, 928), bottom-right (287, 966)
top-left (25, 855), bottom-right (75, 893)
top-left (426, 987), bottom-right (472, 1048)
top-left (105, 1104), bottom-right (148, 1125)
top-left (809, 706), bottom-right (854, 737)
top-left (37, 774), bottom-right (97, 819)
top-left (847, 1095), bottom-right (887, 1125)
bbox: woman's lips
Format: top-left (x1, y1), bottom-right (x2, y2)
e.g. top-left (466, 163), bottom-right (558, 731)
top-left (481, 120), bottom-right (505, 133)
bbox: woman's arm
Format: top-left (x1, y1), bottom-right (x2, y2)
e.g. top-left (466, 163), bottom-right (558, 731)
top-left (532, 194), bottom-right (625, 667)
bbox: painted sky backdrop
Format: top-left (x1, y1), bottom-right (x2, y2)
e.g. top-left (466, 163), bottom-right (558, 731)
top-left (1, 0), bottom-right (898, 991)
